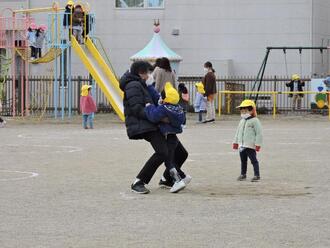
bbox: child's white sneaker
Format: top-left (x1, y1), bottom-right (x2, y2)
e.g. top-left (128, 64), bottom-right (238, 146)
top-left (170, 179), bottom-right (186, 193)
top-left (183, 175), bottom-right (192, 185)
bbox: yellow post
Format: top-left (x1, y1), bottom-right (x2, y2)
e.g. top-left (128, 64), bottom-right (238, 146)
top-left (273, 92), bottom-right (277, 119)
top-left (227, 93), bottom-right (231, 114)
top-left (218, 92), bottom-right (222, 117)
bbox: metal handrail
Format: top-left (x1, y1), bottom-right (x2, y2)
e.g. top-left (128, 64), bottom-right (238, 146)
top-left (91, 36), bottom-right (118, 79)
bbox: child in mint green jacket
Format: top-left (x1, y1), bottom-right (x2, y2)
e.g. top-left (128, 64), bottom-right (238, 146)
top-left (233, 100), bottom-right (263, 182)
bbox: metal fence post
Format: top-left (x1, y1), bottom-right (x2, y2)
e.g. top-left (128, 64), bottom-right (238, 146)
top-left (77, 76), bottom-right (82, 114)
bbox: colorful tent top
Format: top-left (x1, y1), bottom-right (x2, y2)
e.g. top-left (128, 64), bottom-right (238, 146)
top-left (130, 23), bottom-right (182, 62)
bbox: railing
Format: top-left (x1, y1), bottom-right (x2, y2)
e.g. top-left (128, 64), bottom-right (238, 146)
top-left (1, 75), bottom-right (328, 118)
top-left (0, 76), bottom-right (112, 117)
top-left (177, 76), bottom-right (313, 113)
top-left (218, 91), bottom-right (330, 120)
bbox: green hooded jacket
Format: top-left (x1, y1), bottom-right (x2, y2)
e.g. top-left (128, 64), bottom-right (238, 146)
top-left (233, 117), bottom-right (263, 149)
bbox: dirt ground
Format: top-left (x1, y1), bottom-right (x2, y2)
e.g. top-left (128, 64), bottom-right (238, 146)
top-left (0, 114), bottom-right (329, 248)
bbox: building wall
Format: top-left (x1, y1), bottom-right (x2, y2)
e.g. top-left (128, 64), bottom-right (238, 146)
top-left (312, 0), bottom-right (330, 76)
top-left (2, 0), bottom-right (329, 77)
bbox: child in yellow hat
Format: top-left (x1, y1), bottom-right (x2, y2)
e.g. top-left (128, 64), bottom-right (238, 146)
top-left (80, 85), bottom-right (97, 129)
top-left (232, 99), bottom-right (263, 182)
top-left (194, 82), bottom-right (207, 123)
top-left (144, 82), bottom-right (188, 193)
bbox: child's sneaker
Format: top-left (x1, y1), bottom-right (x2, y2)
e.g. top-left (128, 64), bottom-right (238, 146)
top-left (182, 175), bottom-right (192, 185)
top-left (251, 176), bottom-right (260, 182)
top-left (237, 174), bottom-right (247, 181)
top-left (170, 179), bottom-right (186, 193)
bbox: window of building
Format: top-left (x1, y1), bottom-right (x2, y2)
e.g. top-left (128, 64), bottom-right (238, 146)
top-left (116, 0), bottom-right (164, 8)
top-left (147, 0), bottom-right (164, 8)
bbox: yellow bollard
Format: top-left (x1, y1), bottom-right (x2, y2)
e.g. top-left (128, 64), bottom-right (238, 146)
top-left (218, 92), bottom-right (222, 117)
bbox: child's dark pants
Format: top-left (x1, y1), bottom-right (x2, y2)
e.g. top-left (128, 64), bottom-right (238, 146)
top-left (240, 148), bottom-right (260, 176)
top-left (163, 135), bottom-right (187, 181)
top-left (198, 111), bottom-right (203, 122)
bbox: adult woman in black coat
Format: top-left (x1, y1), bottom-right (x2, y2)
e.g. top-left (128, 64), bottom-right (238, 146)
top-left (119, 61), bottom-right (189, 194)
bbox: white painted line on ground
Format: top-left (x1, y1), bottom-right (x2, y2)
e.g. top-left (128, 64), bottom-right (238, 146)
top-left (120, 192), bottom-right (138, 200)
top-left (4, 144), bottom-right (83, 153)
top-left (0, 170), bottom-right (39, 182)
top-left (17, 134), bottom-right (69, 140)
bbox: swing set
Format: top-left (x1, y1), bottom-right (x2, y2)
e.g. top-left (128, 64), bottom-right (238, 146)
top-left (251, 46), bottom-right (329, 102)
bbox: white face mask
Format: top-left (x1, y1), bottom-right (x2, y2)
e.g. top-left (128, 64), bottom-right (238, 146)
top-left (145, 74), bottom-right (154, 86)
top-left (204, 68), bottom-right (209, 74)
top-left (241, 113), bottom-right (251, 119)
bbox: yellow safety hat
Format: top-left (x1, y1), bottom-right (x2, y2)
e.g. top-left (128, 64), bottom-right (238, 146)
top-left (163, 82), bottom-right (180, 105)
top-left (292, 74), bottom-right (300, 81)
top-left (195, 82), bottom-right (205, 94)
top-left (81, 85), bottom-right (91, 96)
top-left (67, 0), bottom-right (74, 6)
top-left (236, 99), bottom-right (256, 109)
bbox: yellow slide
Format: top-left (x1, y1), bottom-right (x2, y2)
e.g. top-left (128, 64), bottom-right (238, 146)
top-left (71, 36), bottom-right (124, 121)
top-left (16, 47), bottom-right (62, 64)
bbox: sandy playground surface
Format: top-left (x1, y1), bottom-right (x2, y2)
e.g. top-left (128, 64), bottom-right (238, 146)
top-left (0, 114), bottom-right (329, 248)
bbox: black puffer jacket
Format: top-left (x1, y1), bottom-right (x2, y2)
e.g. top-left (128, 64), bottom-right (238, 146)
top-left (119, 71), bottom-right (158, 139)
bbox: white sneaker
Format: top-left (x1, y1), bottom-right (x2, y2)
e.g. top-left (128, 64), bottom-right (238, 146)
top-left (183, 175), bottom-right (192, 185)
top-left (170, 179), bottom-right (186, 193)
top-left (0, 120), bottom-right (5, 128)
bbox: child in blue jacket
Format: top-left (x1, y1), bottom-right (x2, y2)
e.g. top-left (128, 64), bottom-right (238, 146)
top-left (194, 82), bottom-right (207, 123)
top-left (145, 82), bottom-right (187, 193)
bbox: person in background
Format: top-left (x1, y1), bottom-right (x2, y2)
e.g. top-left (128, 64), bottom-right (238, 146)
top-left (153, 58), bottom-right (162, 71)
top-left (194, 82), bottom-right (207, 123)
top-left (202, 61), bottom-right (217, 123)
top-left (153, 57), bottom-right (176, 93)
top-left (27, 23), bottom-right (37, 60)
top-left (323, 75), bottom-right (330, 105)
top-left (35, 25), bottom-right (47, 58)
top-left (178, 83), bottom-right (189, 127)
top-left (233, 100), bottom-right (263, 182)
top-left (80, 85), bottom-right (97, 129)
top-left (0, 100), bottom-right (6, 128)
top-left (72, 4), bottom-right (84, 44)
top-left (63, 0), bottom-right (74, 30)
top-left (286, 74), bottom-right (305, 110)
